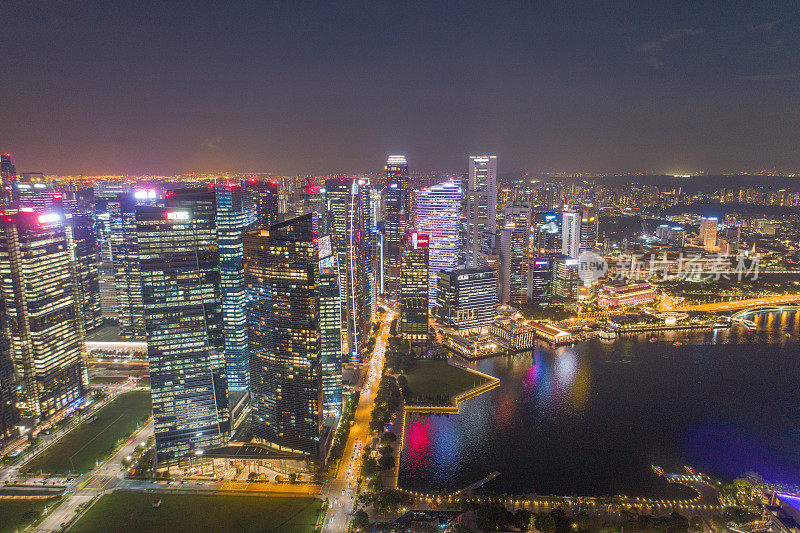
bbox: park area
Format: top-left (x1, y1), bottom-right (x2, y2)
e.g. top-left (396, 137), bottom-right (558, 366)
top-left (22, 391), bottom-right (151, 475)
top-left (399, 359), bottom-right (491, 405)
top-left (69, 492), bottom-right (323, 533)
top-left (0, 497), bottom-right (59, 533)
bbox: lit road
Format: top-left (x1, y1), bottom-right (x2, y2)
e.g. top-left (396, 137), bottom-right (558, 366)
top-left (33, 420), bottom-right (154, 532)
top-left (322, 307), bottom-right (395, 533)
top-left (675, 294), bottom-right (800, 312)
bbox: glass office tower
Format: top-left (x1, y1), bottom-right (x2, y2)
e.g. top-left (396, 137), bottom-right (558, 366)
top-left (384, 155), bottom-right (409, 302)
top-left (216, 185), bottom-right (256, 391)
top-left (0, 210), bottom-right (87, 419)
top-left (137, 189), bottom-right (229, 464)
top-left (414, 178), bottom-right (462, 308)
top-left (245, 213), bottom-right (325, 458)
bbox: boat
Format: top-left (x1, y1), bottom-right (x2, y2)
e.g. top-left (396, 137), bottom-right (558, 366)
top-left (673, 341), bottom-right (683, 347)
top-left (598, 329), bottom-right (617, 340)
top-left (651, 465), bottom-right (664, 476)
top-left (649, 337), bottom-right (658, 343)
top-left (712, 321), bottom-right (731, 328)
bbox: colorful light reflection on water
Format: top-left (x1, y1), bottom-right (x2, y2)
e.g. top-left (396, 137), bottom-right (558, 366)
top-left (399, 310), bottom-right (800, 497)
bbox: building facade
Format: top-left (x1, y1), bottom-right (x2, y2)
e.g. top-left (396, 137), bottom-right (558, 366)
top-left (414, 179), bottom-right (462, 308)
top-left (0, 210), bottom-right (87, 419)
top-left (466, 156), bottom-right (497, 266)
top-left (384, 155), bottom-right (409, 302)
top-left (436, 267), bottom-right (497, 330)
top-left (137, 190), bottom-right (230, 464)
top-left (216, 185), bottom-right (257, 391)
top-left (399, 232), bottom-right (429, 342)
top-left (244, 214), bottom-right (325, 458)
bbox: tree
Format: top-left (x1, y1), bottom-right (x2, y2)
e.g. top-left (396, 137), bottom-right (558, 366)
top-left (690, 516), bottom-right (704, 532)
top-left (514, 508), bottom-right (532, 531)
top-left (352, 509), bottom-right (371, 532)
top-left (390, 319), bottom-right (398, 336)
top-left (379, 444), bottom-right (394, 457)
top-left (288, 472), bottom-right (297, 483)
top-left (710, 515), bottom-right (727, 532)
top-left (534, 512), bottom-right (556, 532)
top-left (378, 454), bottom-right (396, 470)
top-left (476, 507), bottom-right (498, 531)
top-left (381, 432), bottom-right (397, 444)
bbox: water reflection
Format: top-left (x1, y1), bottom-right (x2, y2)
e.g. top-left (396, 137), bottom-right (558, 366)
top-left (399, 311), bottom-right (800, 497)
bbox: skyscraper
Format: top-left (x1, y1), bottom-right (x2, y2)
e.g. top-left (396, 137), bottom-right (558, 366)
top-left (561, 208), bottom-right (597, 259)
top-left (0, 210), bottom-right (87, 419)
top-left (0, 294), bottom-right (19, 438)
top-left (466, 156), bottom-right (497, 266)
top-left (0, 153), bottom-right (16, 187)
top-left (110, 194), bottom-right (146, 338)
top-left (531, 211), bottom-right (561, 255)
top-left (0, 154), bottom-right (16, 204)
top-left (436, 267), bottom-right (497, 331)
top-left (500, 202), bottom-right (531, 303)
top-left (414, 179), bottom-right (462, 308)
top-left (65, 213), bottom-right (103, 333)
top-left (137, 189), bottom-right (229, 463)
top-left (325, 178), bottom-right (368, 358)
top-left (699, 217), bottom-right (718, 251)
top-left (318, 235), bottom-right (343, 419)
top-left (384, 155), bottom-right (409, 302)
top-left (216, 185), bottom-right (257, 392)
top-left (244, 178), bottom-right (279, 229)
top-left (399, 231), bottom-right (429, 343)
top-left (245, 214), bottom-right (325, 458)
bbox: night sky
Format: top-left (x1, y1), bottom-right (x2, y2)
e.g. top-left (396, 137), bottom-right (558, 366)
top-left (1, 2), bottom-right (798, 176)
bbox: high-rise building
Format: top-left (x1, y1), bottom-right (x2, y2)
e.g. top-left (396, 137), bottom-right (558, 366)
top-left (0, 210), bottom-right (87, 419)
top-left (0, 295), bottom-right (19, 438)
top-left (466, 156), bottom-right (497, 266)
top-left (325, 178), bottom-right (368, 358)
top-left (244, 178), bottom-right (279, 229)
top-left (399, 231), bottom-right (429, 343)
top-left (365, 187), bottom-right (381, 316)
top-left (528, 256), bottom-right (554, 303)
top-left (136, 190), bottom-right (230, 464)
top-left (414, 179), bottom-right (462, 308)
top-left (561, 208), bottom-right (597, 259)
top-left (0, 153), bottom-right (16, 187)
top-left (384, 155), bottom-right (409, 302)
top-left (531, 211), bottom-right (561, 255)
top-left (699, 217), bottom-right (718, 251)
top-left (216, 185), bottom-right (257, 392)
top-left (436, 267), bottom-right (497, 331)
top-left (245, 214), bottom-right (325, 458)
top-left (110, 194), bottom-right (146, 338)
top-left (552, 255), bottom-right (579, 301)
top-left (318, 235), bottom-right (343, 419)
top-left (500, 202), bottom-right (531, 303)
top-left (65, 213), bottom-right (103, 333)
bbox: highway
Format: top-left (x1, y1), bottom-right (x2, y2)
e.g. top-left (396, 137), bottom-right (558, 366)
top-left (322, 307), bottom-right (394, 533)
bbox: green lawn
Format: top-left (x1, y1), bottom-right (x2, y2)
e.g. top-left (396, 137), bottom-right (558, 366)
top-left (22, 391), bottom-right (152, 475)
top-left (70, 492), bottom-right (322, 533)
top-left (401, 359), bottom-right (490, 404)
top-left (0, 497), bottom-right (59, 533)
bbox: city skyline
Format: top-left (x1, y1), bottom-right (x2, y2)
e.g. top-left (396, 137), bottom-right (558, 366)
top-left (1, 2), bottom-right (799, 176)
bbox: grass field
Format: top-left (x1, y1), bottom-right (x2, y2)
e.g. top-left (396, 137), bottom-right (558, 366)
top-left (70, 492), bottom-right (322, 533)
top-left (0, 497), bottom-right (59, 533)
top-left (89, 376), bottom-right (125, 386)
top-left (22, 391), bottom-right (152, 475)
top-left (402, 359), bottom-right (490, 403)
